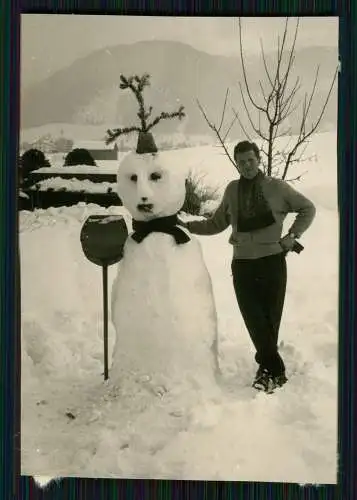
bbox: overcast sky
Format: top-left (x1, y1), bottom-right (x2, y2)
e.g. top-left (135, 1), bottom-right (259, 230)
top-left (21, 15), bottom-right (338, 88)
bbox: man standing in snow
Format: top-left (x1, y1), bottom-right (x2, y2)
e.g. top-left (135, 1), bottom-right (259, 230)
top-left (179, 141), bottom-right (316, 393)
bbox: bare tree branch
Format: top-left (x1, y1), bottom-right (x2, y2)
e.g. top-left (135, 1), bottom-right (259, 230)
top-left (279, 18), bottom-right (300, 98)
top-left (238, 18), bottom-right (266, 113)
top-left (281, 65), bottom-right (338, 179)
top-left (223, 113), bottom-right (239, 142)
top-left (197, 18), bottom-right (337, 181)
top-left (280, 76), bottom-right (301, 112)
top-left (260, 148), bottom-right (270, 159)
top-left (285, 170), bottom-right (308, 182)
top-left (238, 85), bottom-right (270, 141)
top-left (280, 84), bottom-right (302, 121)
top-left (272, 123), bottom-right (293, 142)
top-left (260, 38), bottom-right (275, 90)
top-left (259, 80), bottom-right (269, 103)
top-left (302, 65), bottom-right (321, 126)
top-left (196, 99), bottom-right (237, 169)
top-left (272, 18), bottom-right (290, 94)
top-left (218, 88), bottom-right (230, 133)
top-left (231, 107), bottom-right (254, 142)
top-left (269, 18), bottom-right (300, 130)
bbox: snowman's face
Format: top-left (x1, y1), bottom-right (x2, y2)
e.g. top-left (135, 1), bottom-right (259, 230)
top-left (117, 152), bottom-right (186, 221)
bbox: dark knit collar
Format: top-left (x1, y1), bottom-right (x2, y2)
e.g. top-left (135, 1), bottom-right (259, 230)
top-left (237, 169), bottom-right (276, 232)
top-left (131, 214), bottom-right (190, 245)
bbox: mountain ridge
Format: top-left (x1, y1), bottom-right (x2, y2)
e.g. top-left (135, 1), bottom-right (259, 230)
top-left (21, 40), bottom-right (338, 137)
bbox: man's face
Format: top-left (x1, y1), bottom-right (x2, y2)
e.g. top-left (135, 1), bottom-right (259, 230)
top-left (234, 150), bottom-right (260, 179)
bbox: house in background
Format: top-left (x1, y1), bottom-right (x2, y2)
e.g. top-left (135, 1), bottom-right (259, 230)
top-left (72, 141), bottom-right (119, 161)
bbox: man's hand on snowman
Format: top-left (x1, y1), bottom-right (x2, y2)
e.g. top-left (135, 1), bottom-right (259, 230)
top-left (279, 233), bottom-right (297, 252)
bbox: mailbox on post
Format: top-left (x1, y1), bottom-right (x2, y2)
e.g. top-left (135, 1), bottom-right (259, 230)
top-left (80, 214), bottom-right (128, 380)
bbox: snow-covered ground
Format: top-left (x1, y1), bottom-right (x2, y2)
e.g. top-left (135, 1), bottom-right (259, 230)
top-left (21, 131), bottom-right (338, 485)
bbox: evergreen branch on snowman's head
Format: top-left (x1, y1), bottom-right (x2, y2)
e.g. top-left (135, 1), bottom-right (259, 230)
top-left (105, 73), bottom-right (185, 146)
top-left (106, 126), bottom-right (141, 144)
top-left (146, 107), bottom-right (185, 131)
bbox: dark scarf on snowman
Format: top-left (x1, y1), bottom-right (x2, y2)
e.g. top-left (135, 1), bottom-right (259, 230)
top-left (236, 170), bottom-right (276, 232)
top-left (131, 214), bottom-right (191, 244)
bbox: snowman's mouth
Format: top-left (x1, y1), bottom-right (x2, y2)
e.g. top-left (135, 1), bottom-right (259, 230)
top-left (137, 203), bottom-right (154, 213)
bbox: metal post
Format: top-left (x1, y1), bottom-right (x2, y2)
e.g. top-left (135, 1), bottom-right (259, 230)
top-left (102, 264), bottom-right (109, 380)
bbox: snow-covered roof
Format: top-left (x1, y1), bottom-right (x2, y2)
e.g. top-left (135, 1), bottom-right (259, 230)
top-left (29, 176), bottom-right (118, 194)
top-left (72, 141), bottom-right (117, 151)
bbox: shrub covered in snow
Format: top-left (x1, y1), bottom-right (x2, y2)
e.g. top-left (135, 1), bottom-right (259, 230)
top-left (64, 148), bottom-right (97, 167)
top-left (20, 148), bottom-right (51, 183)
top-left (199, 198), bottom-right (220, 217)
top-left (182, 172), bottom-right (219, 216)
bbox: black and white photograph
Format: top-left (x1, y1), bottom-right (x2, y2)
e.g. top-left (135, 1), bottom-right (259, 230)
top-left (19, 15), bottom-right (339, 485)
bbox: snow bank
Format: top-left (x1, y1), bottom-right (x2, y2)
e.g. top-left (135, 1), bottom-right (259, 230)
top-left (20, 132), bottom-right (338, 483)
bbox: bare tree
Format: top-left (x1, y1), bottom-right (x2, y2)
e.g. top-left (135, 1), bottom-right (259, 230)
top-left (197, 17), bottom-right (338, 181)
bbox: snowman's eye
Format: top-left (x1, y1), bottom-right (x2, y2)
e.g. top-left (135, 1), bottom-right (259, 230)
top-left (130, 174), bottom-right (138, 182)
top-left (150, 172), bottom-right (162, 181)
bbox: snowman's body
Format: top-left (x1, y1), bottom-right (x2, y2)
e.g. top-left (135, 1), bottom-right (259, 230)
top-left (110, 151), bottom-right (219, 396)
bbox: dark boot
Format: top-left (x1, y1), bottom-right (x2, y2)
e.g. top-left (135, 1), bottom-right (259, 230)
top-left (273, 373), bottom-right (288, 387)
top-left (252, 368), bottom-right (275, 393)
top-left (253, 365), bottom-right (288, 393)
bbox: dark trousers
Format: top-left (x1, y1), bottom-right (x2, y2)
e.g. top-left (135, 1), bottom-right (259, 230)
top-left (231, 252), bottom-right (287, 377)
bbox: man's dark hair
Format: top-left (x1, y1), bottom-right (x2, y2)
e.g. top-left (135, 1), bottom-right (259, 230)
top-left (233, 141), bottom-right (260, 161)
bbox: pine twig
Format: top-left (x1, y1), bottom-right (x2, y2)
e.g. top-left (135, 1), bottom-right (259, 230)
top-left (147, 107), bottom-right (185, 131)
top-left (105, 73), bottom-right (185, 144)
top-left (105, 126), bottom-right (141, 145)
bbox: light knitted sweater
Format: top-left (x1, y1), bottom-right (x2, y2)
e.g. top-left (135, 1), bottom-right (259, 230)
top-left (186, 177), bottom-right (316, 260)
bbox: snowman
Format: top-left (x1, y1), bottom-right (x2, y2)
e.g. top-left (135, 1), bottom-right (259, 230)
top-left (106, 74), bottom-right (220, 398)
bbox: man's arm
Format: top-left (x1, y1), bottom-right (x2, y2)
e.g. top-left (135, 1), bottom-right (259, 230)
top-left (278, 180), bottom-right (316, 237)
top-left (185, 184), bottom-right (232, 236)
